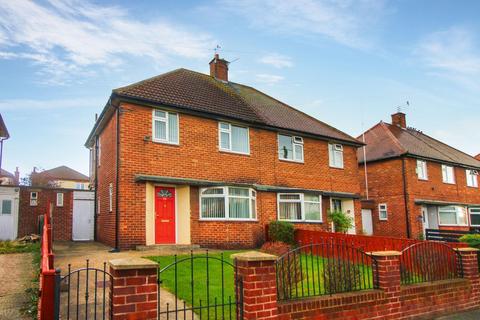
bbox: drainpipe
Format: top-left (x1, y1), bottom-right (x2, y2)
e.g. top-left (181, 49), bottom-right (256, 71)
top-left (402, 157), bottom-right (411, 238)
top-left (362, 132), bottom-right (369, 200)
top-left (93, 135), bottom-right (99, 241)
top-left (112, 103), bottom-right (120, 252)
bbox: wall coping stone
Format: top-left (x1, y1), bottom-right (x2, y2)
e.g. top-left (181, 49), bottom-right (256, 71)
top-left (369, 250), bottom-right (402, 256)
top-left (231, 251), bottom-right (277, 261)
top-left (109, 258), bottom-right (159, 270)
top-left (454, 247), bottom-right (480, 252)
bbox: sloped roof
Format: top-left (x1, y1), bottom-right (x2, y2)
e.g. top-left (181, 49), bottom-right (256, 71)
top-left (358, 122), bottom-right (480, 169)
top-left (0, 114), bottom-right (10, 139)
top-left (110, 68), bottom-right (360, 145)
top-left (0, 169), bottom-right (14, 178)
top-left (33, 166), bottom-right (89, 181)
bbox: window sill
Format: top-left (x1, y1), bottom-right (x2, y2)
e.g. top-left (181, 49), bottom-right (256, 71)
top-left (329, 165), bottom-right (344, 170)
top-left (279, 158), bottom-right (304, 164)
top-left (278, 220), bottom-right (323, 224)
top-left (467, 185), bottom-right (479, 189)
top-left (417, 178), bottom-right (429, 181)
top-left (151, 139), bottom-right (180, 146)
top-left (219, 149), bottom-right (250, 156)
top-left (438, 224), bottom-right (468, 227)
top-left (379, 218), bottom-right (388, 221)
top-left (442, 181), bottom-right (456, 185)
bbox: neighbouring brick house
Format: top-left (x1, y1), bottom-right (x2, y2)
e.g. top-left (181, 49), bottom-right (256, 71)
top-left (86, 54), bottom-right (365, 250)
top-left (359, 112), bottom-right (480, 239)
top-left (31, 165), bottom-right (90, 190)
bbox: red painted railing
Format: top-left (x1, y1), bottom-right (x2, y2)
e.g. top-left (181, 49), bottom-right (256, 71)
top-left (295, 229), bottom-right (467, 252)
top-left (39, 209), bottom-right (57, 320)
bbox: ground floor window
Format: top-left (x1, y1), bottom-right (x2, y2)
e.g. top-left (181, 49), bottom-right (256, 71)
top-left (278, 193), bottom-right (322, 222)
top-left (438, 206), bottom-right (467, 226)
top-left (200, 187), bottom-right (256, 220)
top-left (469, 207), bottom-right (480, 226)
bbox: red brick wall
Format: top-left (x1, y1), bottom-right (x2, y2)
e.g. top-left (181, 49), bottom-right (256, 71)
top-left (96, 111), bottom-right (117, 247)
top-left (96, 102), bottom-right (362, 249)
top-left (360, 157), bottom-right (480, 239)
top-left (17, 186), bottom-right (73, 241)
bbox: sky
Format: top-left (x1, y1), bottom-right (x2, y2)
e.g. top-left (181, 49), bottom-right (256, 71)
top-left (1, 0), bottom-right (480, 178)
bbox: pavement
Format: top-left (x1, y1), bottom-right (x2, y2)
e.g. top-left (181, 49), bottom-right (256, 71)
top-left (0, 252), bottom-right (34, 320)
top-left (435, 309), bottom-right (480, 319)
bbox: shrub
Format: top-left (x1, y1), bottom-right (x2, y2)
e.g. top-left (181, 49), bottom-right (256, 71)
top-left (324, 260), bottom-right (363, 294)
top-left (260, 241), bottom-right (292, 257)
top-left (268, 221), bottom-right (295, 245)
top-left (327, 210), bottom-right (353, 233)
top-left (460, 234), bottom-right (480, 248)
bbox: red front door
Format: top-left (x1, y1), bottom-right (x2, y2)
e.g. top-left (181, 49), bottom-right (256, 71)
top-left (155, 187), bottom-right (176, 244)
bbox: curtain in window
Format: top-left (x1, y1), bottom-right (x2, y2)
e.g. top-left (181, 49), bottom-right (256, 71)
top-left (305, 202), bottom-right (320, 220)
top-left (278, 135), bottom-right (293, 159)
top-left (220, 132), bottom-right (230, 149)
top-left (154, 119), bottom-right (166, 140)
top-left (231, 126), bottom-right (248, 153)
top-left (201, 197), bottom-right (225, 218)
top-left (294, 144), bottom-right (303, 161)
top-left (279, 202), bottom-right (301, 220)
top-left (438, 206), bottom-right (457, 225)
top-left (168, 113), bottom-right (178, 143)
top-left (229, 198), bottom-right (250, 218)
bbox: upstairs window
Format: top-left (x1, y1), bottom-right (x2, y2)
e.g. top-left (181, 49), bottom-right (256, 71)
top-left (200, 187), bottom-right (256, 220)
top-left (278, 134), bottom-right (304, 162)
top-left (466, 169), bottom-right (478, 188)
top-left (441, 165), bottom-right (455, 184)
top-left (416, 160), bottom-right (428, 180)
top-left (378, 203), bottom-right (388, 220)
top-left (56, 193), bottom-right (64, 207)
top-left (329, 144), bottom-right (344, 168)
top-left (278, 193), bottom-right (321, 222)
top-left (152, 109), bottom-right (179, 144)
top-left (30, 192), bottom-right (38, 206)
top-left (218, 122), bottom-right (249, 154)
top-left (438, 206), bottom-right (467, 226)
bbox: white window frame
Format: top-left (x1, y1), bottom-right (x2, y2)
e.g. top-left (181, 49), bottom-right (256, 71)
top-left (199, 186), bottom-right (257, 221)
top-left (438, 206), bottom-right (468, 226)
top-left (218, 122), bottom-right (250, 155)
top-left (56, 193), bottom-right (64, 207)
top-left (466, 169), bottom-right (478, 188)
top-left (416, 160), bottom-right (428, 180)
top-left (277, 193), bottom-right (322, 223)
top-left (278, 134), bottom-right (304, 163)
top-left (329, 143), bottom-right (344, 169)
top-left (109, 183), bottom-right (113, 213)
top-left (441, 165), bottom-right (455, 184)
top-left (30, 192), bottom-right (38, 207)
top-left (152, 109), bottom-right (179, 145)
top-left (469, 207), bottom-right (480, 227)
top-left (378, 203), bottom-right (388, 221)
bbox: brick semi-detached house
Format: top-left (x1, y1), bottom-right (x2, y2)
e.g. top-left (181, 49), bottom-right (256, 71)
top-left (85, 54), bottom-right (364, 250)
top-left (359, 112), bottom-right (480, 239)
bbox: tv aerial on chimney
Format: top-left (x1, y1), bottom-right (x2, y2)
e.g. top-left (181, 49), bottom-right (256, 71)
top-left (214, 45), bottom-right (221, 54)
top-left (397, 100), bottom-right (410, 113)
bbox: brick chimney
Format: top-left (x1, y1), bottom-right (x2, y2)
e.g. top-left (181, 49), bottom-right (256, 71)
top-left (391, 112), bottom-right (406, 129)
top-left (209, 54), bottom-right (229, 82)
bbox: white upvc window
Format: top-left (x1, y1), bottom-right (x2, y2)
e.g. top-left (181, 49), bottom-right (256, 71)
top-left (277, 193), bottom-right (322, 222)
top-left (378, 203), bottom-right (388, 220)
top-left (416, 160), bottom-right (428, 180)
top-left (466, 169), bottom-right (478, 188)
top-left (441, 165), bottom-right (455, 184)
top-left (109, 183), bottom-right (113, 213)
top-left (278, 134), bottom-right (304, 162)
top-left (152, 109), bottom-right (179, 144)
top-left (438, 206), bottom-right (467, 226)
top-left (56, 193), bottom-right (64, 207)
top-left (200, 187), bottom-right (256, 220)
top-left (469, 207), bottom-right (480, 226)
top-left (218, 122), bottom-right (250, 154)
top-left (30, 192), bottom-right (38, 206)
top-left (328, 143), bottom-right (344, 168)
top-left (75, 183), bottom-right (85, 190)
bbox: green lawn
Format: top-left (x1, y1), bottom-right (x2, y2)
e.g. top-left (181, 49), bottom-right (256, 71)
top-left (147, 251), bottom-right (375, 318)
top-left (0, 241), bottom-right (40, 254)
top-left (146, 251), bottom-right (242, 319)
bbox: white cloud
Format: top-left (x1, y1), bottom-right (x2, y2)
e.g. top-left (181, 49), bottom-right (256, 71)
top-left (0, 97), bottom-right (104, 111)
top-left (0, 0), bottom-right (216, 84)
top-left (220, 0), bottom-right (386, 49)
top-left (416, 27), bottom-right (480, 89)
top-left (255, 73), bottom-right (284, 85)
top-left (259, 53), bottom-right (293, 68)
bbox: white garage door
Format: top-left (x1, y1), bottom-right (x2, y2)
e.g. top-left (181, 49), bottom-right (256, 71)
top-left (72, 191), bottom-right (95, 241)
top-left (0, 187), bottom-right (19, 240)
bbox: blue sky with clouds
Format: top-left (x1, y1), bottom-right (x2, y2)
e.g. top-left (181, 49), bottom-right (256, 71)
top-left (1, 0), bottom-right (480, 177)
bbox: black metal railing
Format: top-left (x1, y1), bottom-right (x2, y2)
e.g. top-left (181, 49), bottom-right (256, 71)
top-left (400, 242), bottom-right (463, 285)
top-left (275, 241), bottom-right (378, 301)
top-left (56, 260), bottom-right (112, 320)
top-left (157, 250), bottom-right (243, 320)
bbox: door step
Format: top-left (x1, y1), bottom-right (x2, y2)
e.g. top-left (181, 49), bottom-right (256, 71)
top-left (136, 244), bottom-right (201, 252)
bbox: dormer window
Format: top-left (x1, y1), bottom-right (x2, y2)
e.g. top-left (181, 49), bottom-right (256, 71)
top-left (278, 134), bottom-right (304, 162)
